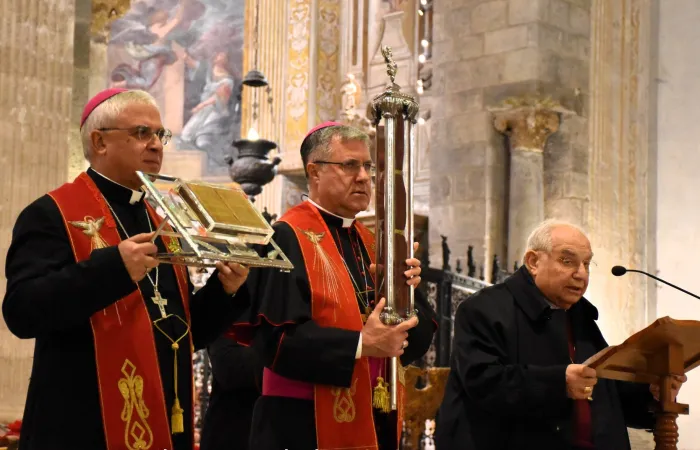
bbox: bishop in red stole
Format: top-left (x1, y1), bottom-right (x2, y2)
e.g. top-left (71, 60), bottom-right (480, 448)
top-left (3, 88), bottom-right (250, 450)
top-left (223, 122), bottom-right (438, 449)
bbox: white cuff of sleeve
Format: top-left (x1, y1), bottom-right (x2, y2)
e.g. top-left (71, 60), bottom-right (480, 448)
top-left (355, 333), bottom-right (362, 359)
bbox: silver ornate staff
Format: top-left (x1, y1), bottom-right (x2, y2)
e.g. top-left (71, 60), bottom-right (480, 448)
top-left (368, 46), bottom-right (419, 410)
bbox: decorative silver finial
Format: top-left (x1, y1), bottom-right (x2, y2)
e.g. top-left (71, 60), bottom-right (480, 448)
top-left (369, 45), bottom-right (419, 125)
top-left (382, 46), bottom-right (397, 85)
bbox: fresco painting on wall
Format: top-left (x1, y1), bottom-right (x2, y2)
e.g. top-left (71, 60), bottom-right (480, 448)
top-left (107, 0), bottom-right (244, 175)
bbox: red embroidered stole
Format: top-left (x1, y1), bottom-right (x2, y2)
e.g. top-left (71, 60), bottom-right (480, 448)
top-left (279, 201), bottom-right (405, 450)
top-left (48, 172), bottom-right (193, 450)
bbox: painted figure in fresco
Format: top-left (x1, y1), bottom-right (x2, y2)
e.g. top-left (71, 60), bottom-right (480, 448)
top-left (109, 0), bottom-right (204, 90)
top-left (107, 0), bottom-right (244, 174)
top-left (178, 50), bottom-right (239, 170)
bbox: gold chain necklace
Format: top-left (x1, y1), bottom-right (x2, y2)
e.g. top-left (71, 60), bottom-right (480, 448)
top-left (335, 230), bottom-right (373, 321)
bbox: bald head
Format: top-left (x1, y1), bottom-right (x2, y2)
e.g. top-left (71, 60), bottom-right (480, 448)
top-left (522, 219), bottom-right (593, 309)
top-left (522, 219), bottom-right (590, 263)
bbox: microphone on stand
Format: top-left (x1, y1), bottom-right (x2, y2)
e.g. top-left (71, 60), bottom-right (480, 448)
top-left (611, 265), bottom-right (700, 301)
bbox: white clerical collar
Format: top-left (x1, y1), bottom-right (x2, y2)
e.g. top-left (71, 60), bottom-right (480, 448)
top-left (90, 168), bottom-right (144, 204)
top-left (306, 198), bottom-right (355, 228)
top-left (545, 298), bottom-right (561, 309)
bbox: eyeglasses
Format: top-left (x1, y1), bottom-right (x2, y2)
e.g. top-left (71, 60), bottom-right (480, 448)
top-left (98, 126), bottom-right (172, 146)
top-left (313, 160), bottom-right (376, 176)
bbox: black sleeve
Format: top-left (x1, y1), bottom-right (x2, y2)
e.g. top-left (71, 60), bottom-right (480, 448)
top-left (2, 196), bottom-right (136, 339)
top-left (189, 271), bottom-right (251, 351)
top-left (401, 287), bottom-right (438, 365)
top-left (208, 335), bottom-right (262, 391)
top-left (452, 295), bottom-right (569, 418)
top-left (617, 380), bottom-right (656, 429)
top-left (244, 222), bottom-right (361, 388)
top-left (254, 321), bottom-right (359, 388)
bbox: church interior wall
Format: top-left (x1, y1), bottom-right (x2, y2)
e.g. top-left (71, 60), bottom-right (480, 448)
top-left (0, 0), bottom-right (76, 423)
top-left (1, 0), bottom-right (700, 447)
top-left (655, 0), bottom-right (700, 447)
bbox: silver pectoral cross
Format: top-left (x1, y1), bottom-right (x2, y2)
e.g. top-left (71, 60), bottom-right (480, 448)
top-left (151, 289), bottom-right (168, 319)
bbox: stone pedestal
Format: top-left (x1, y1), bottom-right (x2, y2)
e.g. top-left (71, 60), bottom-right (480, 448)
top-left (491, 101), bottom-right (563, 266)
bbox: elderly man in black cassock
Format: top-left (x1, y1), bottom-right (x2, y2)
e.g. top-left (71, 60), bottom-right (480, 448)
top-left (436, 219), bottom-right (686, 450)
top-left (225, 122), bottom-right (437, 450)
top-left (2, 88), bottom-right (250, 450)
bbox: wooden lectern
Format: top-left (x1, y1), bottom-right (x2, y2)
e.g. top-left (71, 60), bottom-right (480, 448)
top-left (584, 316), bottom-right (700, 450)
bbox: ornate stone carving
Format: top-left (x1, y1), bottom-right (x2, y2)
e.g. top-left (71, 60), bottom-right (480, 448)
top-left (285, 0), bottom-right (311, 143)
top-left (316, 0), bottom-right (341, 122)
top-left (339, 75), bottom-right (375, 138)
top-left (340, 73), bottom-right (360, 118)
top-left (91, 0), bottom-right (131, 37)
top-left (383, 0), bottom-right (408, 13)
top-left (490, 96), bottom-right (572, 152)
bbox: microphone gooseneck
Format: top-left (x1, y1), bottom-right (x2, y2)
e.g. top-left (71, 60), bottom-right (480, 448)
top-left (611, 265), bottom-right (700, 301)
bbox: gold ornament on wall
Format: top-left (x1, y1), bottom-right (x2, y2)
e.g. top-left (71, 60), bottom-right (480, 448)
top-left (92, 0), bottom-right (131, 37)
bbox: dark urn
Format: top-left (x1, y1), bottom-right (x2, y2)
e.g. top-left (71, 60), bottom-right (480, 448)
top-left (226, 138), bottom-right (282, 199)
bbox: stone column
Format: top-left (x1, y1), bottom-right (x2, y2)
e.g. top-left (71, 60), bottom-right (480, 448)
top-left (0, 0), bottom-right (77, 421)
top-left (585, 4), bottom-right (657, 447)
top-left (431, 0), bottom-right (590, 278)
top-left (491, 100), bottom-right (564, 267)
top-left (68, 0), bottom-right (130, 181)
top-left (586, 0), bottom-right (657, 348)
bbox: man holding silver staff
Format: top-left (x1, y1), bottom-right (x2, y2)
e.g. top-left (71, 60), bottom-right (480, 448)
top-left (2, 88), bottom-right (250, 450)
top-left (227, 121), bottom-right (437, 450)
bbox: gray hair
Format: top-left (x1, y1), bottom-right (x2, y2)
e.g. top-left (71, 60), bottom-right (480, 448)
top-left (301, 125), bottom-right (371, 177)
top-left (80, 90), bottom-right (158, 160)
top-left (522, 219), bottom-right (588, 264)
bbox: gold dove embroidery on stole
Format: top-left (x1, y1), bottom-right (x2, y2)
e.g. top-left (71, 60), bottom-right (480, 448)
top-left (300, 229), bottom-right (347, 323)
top-left (69, 216), bottom-right (110, 251)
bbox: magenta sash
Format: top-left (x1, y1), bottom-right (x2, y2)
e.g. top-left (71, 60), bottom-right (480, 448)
top-left (262, 358), bottom-right (385, 400)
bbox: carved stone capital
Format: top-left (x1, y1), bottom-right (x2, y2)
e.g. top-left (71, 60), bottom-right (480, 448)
top-left (489, 96), bottom-right (573, 152)
top-left (92, 0), bottom-right (131, 38)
